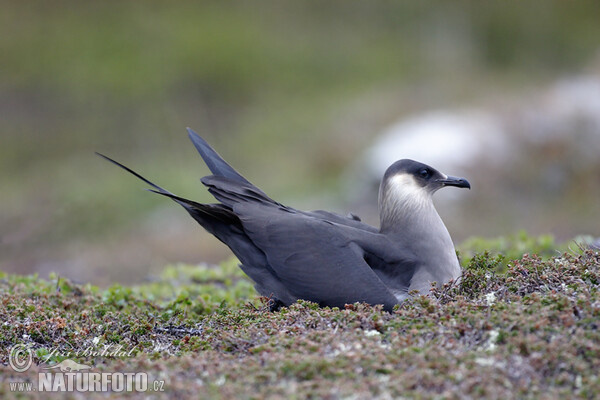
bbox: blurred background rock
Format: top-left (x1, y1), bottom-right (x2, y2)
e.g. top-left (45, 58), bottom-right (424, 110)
top-left (1, 1), bottom-right (599, 285)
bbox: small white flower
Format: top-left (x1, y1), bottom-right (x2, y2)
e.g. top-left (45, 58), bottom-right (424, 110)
top-left (22, 334), bottom-right (30, 340)
top-left (92, 336), bottom-right (100, 345)
top-left (215, 376), bottom-right (226, 386)
top-left (338, 343), bottom-right (349, 352)
top-left (486, 329), bottom-right (499, 351)
top-left (485, 292), bottom-right (496, 306)
top-left (475, 357), bottom-right (495, 366)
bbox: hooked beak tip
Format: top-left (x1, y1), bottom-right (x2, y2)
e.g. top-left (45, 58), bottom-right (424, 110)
top-left (438, 176), bottom-right (471, 190)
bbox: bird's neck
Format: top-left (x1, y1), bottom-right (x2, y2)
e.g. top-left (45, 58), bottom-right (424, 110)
top-left (378, 187), bottom-right (461, 292)
top-left (378, 179), bottom-right (434, 233)
top-left (379, 194), bottom-right (443, 240)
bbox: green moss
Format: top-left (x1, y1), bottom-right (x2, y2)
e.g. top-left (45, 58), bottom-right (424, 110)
top-left (458, 230), bottom-right (561, 264)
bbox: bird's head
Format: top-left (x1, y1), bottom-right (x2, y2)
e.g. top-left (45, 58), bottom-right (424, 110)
top-left (379, 159), bottom-right (470, 222)
top-left (384, 159), bottom-right (470, 193)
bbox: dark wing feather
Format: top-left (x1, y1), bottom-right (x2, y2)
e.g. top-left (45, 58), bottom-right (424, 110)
top-left (233, 202), bottom-right (399, 311)
top-left (188, 130), bottom-right (370, 226)
top-left (147, 190), bottom-right (298, 304)
top-left (201, 175), bottom-right (284, 208)
top-left (187, 128), bottom-right (255, 187)
top-left (202, 175), bottom-right (377, 230)
top-left (306, 210), bottom-right (378, 232)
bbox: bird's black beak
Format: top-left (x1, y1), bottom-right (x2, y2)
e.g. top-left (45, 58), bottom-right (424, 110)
top-left (437, 176), bottom-right (471, 189)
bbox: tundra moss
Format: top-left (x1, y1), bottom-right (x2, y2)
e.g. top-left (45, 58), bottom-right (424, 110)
top-left (0, 237), bottom-right (599, 399)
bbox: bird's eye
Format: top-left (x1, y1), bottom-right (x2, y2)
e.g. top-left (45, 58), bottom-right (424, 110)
top-left (419, 169), bottom-right (430, 179)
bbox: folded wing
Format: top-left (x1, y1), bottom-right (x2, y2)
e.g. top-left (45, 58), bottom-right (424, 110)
top-left (232, 202), bottom-right (399, 311)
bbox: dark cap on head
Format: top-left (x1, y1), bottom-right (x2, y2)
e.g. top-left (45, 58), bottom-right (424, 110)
top-left (383, 159), bottom-right (471, 191)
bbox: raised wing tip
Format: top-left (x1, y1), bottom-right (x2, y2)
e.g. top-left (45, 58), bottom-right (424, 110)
top-left (187, 127), bottom-right (207, 149)
top-left (186, 127), bottom-right (199, 139)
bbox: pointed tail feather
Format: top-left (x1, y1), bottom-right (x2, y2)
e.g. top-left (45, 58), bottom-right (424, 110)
top-left (95, 152), bottom-right (174, 196)
top-left (186, 128), bottom-right (252, 185)
top-left (97, 151), bottom-right (243, 237)
top-left (147, 189), bottom-right (241, 226)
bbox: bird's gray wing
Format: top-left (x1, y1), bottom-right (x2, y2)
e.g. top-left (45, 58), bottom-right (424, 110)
top-left (201, 175), bottom-right (284, 208)
top-left (201, 174), bottom-right (377, 231)
top-left (187, 130), bottom-right (372, 227)
top-left (233, 202), bottom-right (400, 311)
top-left (305, 210), bottom-right (378, 232)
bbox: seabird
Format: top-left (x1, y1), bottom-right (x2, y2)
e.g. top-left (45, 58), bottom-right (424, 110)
top-left (98, 128), bottom-right (470, 311)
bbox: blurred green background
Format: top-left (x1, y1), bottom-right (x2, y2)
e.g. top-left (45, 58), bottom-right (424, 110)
top-left (2, 1), bottom-right (599, 285)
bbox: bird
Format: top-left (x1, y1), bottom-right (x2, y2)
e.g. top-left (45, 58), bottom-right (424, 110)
top-left (97, 128), bottom-right (471, 312)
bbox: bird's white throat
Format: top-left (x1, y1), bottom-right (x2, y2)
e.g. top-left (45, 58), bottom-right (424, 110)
top-left (379, 173), bottom-right (434, 230)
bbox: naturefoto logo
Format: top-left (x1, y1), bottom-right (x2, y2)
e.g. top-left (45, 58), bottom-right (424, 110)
top-left (7, 344), bottom-right (165, 393)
